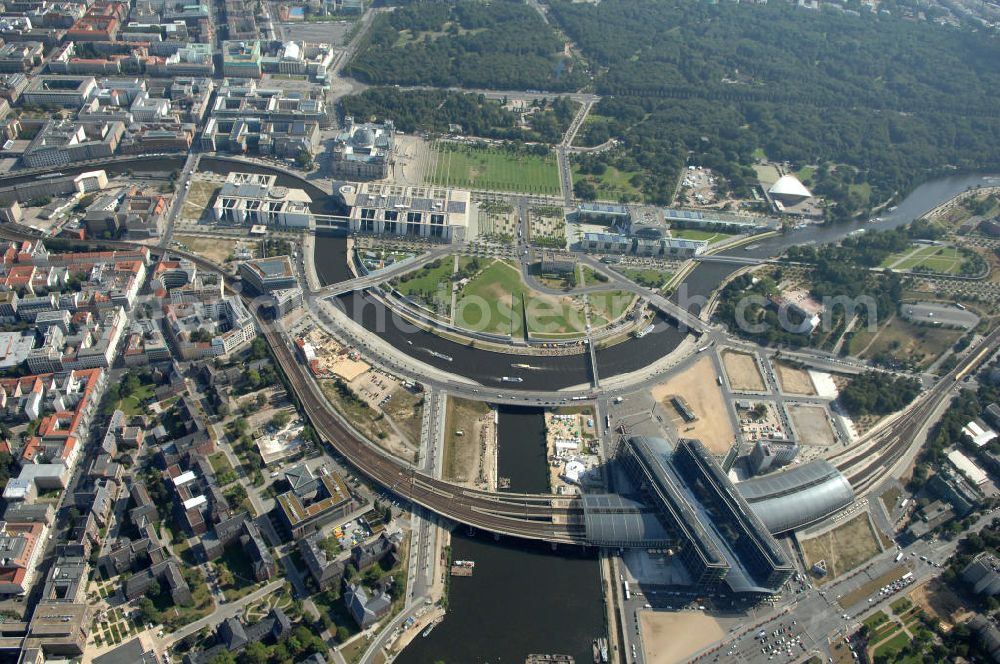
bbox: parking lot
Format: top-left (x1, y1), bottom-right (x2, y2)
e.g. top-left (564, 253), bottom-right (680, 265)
top-left (274, 19), bottom-right (354, 45)
top-left (901, 302), bottom-right (980, 330)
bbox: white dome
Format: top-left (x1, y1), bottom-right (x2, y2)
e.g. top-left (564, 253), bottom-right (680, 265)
top-left (768, 175), bottom-right (812, 199)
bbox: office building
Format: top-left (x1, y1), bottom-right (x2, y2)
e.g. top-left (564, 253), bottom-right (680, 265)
top-left (342, 182), bottom-right (471, 242)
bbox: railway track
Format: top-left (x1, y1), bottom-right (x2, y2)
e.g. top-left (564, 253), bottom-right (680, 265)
top-left (838, 327), bottom-right (1000, 494)
top-left (5, 224), bottom-right (995, 537)
top-left (0, 225), bottom-right (589, 543)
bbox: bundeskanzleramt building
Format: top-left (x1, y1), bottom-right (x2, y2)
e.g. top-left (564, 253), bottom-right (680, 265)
top-left (581, 232), bottom-right (707, 258)
top-left (341, 182), bottom-right (471, 243)
top-left (331, 116), bottom-right (394, 180)
top-left (213, 172), bottom-right (313, 229)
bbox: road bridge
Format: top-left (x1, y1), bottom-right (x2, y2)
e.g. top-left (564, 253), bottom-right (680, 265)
top-left (0, 224), bottom-right (985, 546)
top-left (314, 245), bottom-right (453, 297)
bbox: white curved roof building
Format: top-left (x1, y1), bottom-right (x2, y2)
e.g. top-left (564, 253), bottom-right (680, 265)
top-left (768, 175), bottom-right (812, 202)
top-left (736, 460), bottom-right (855, 534)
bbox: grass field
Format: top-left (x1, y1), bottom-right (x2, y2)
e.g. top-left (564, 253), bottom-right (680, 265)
top-left (880, 244), bottom-right (968, 274)
top-left (848, 181), bottom-right (873, 207)
top-left (571, 162), bottom-right (644, 202)
top-left (208, 453), bottom-right (237, 486)
top-left (395, 258), bottom-right (455, 317)
top-left (112, 383), bottom-right (154, 417)
top-left (872, 631), bottom-right (910, 661)
top-left (431, 143), bottom-right (560, 194)
top-left (800, 514), bottom-right (882, 584)
top-left (455, 260), bottom-right (589, 337)
top-left (588, 291), bottom-right (635, 325)
top-left (849, 315), bottom-right (962, 370)
top-left (672, 228), bottom-right (733, 244)
top-left (620, 268), bottom-right (672, 290)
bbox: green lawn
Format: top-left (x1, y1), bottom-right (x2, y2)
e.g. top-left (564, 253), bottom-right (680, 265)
top-left (848, 181), bottom-right (873, 207)
top-left (851, 315), bottom-right (962, 370)
top-left (116, 384), bottom-right (155, 417)
top-left (431, 143), bottom-right (560, 194)
top-left (672, 228), bottom-right (733, 244)
top-left (863, 611), bottom-right (890, 631)
top-left (620, 268), bottom-right (672, 290)
top-left (880, 244), bottom-right (968, 274)
top-left (455, 260), bottom-right (524, 335)
top-left (588, 291), bottom-right (635, 325)
top-left (395, 258), bottom-right (455, 316)
top-left (571, 163), bottom-right (644, 202)
top-left (873, 630), bottom-right (909, 660)
top-left (454, 260), bottom-right (589, 337)
top-left (577, 265), bottom-right (609, 287)
top-left (208, 453), bottom-right (238, 486)
top-left (890, 597), bottom-right (913, 614)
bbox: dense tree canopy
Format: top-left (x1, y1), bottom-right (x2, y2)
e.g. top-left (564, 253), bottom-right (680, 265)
top-left (545, 0), bottom-right (1000, 208)
top-left (346, 0), bottom-right (586, 91)
top-left (341, 88), bottom-right (578, 142)
top-left (838, 371), bottom-right (921, 416)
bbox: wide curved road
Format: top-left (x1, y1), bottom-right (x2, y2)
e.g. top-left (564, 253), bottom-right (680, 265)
top-left (2, 224), bottom-right (995, 544)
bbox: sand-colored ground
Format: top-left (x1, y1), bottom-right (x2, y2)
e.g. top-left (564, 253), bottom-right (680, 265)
top-left (775, 362), bottom-right (816, 395)
top-left (443, 397), bottom-right (496, 489)
top-left (722, 351), bottom-right (766, 392)
top-left (329, 356), bottom-right (369, 381)
top-left (788, 404), bottom-right (837, 447)
top-left (179, 180), bottom-right (220, 222)
top-left (174, 233), bottom-right (243, 265)
top-left (800, 513), bottom-right (883, 584)
top-left (652, 356), bottom-right (735, 454)
top-left (640, 611), bottom-right (726, 664)
top-left (910, 579), bottom-right (973, 628)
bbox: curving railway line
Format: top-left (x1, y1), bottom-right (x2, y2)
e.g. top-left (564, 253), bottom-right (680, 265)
top-left (2, 223), bottom-right (995, 542)
top-left (0, 224), bottom-right (591, 543)
top-left (836, 327), bottom-right (1000, 494)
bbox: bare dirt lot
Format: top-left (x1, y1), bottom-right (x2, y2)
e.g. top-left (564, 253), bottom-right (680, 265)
top-left (382, 389), bottom-right (425, 449)
top-left (722, 351), bottom-right (766, 392)
top-left (180, 180), bottom-right (219, 222)
top-left (443, 397), bottom-right (495, 489)
top-left (775, 362), bottom-right (816, 395)
top-left (788, 404), bottom-right (837, 447)
top-left (800, 513), bottom-right (883, 585)
top-left (910, 579), bottom-right (972, 628)
top-left (652, 356), bottom-right (735, 454)
top-left (174, 234), bottom-right (244, 266)
top-left (319, 379), bottom-right (418, 463)
top-left (640, 610), bottom-right (726, 664)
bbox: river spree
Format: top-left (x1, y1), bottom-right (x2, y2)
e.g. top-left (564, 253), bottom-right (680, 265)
top-left (396, 407), bottom-right (604, 663)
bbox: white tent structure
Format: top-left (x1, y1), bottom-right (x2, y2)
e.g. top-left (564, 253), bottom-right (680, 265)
top-left (768, 175), bottom-right (813, 203)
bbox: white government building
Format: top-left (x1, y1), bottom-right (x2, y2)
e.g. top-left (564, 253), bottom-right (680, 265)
top-left (340, 183), bottom-right (472, 243)
top-left (213, 172), bottom-right (314, 228)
